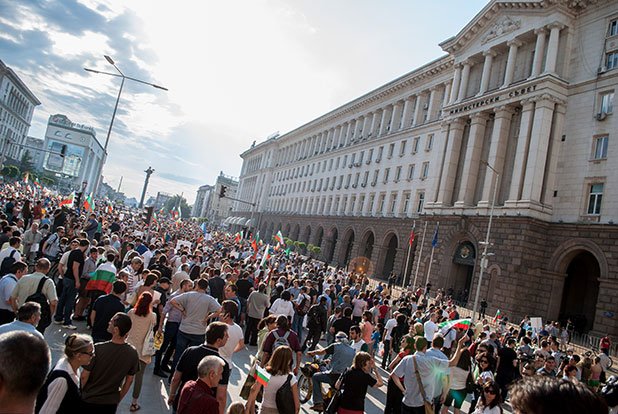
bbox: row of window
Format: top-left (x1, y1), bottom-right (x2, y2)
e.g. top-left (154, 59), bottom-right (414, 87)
top-left (275, 134), bottom-right (434, 183)
top-left (270, 161), bottom-right (430, 196)
top-left (267, 189), bottom-right (427, 217)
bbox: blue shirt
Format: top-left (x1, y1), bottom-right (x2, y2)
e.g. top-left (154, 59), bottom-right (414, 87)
top-left (0, 320), bottom-right (44, 339)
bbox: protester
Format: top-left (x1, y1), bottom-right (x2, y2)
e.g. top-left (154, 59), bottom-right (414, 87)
top-left (90, 280), bottom-right (127, 343)
top-left (36, 333), bottom-right (94, 413)
top-left (126, 291), bottom-right (157, 412)
top-left (176, 355), bottom-right (226, 414)
top-left (0, 260), bottom-right (28, 324)
top-left (335, 351), bottom-right (383, 413)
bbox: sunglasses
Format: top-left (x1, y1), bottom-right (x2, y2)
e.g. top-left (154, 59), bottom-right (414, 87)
top-left (80, 351), bottom-right (95, 357)
top-left (484, 389), bottom-right (497, 395)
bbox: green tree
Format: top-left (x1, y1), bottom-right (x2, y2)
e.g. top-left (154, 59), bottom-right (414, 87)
top-left (164, 195), bottom-right (191, 218)
top-left (1, 165), bottom-right (20, 178)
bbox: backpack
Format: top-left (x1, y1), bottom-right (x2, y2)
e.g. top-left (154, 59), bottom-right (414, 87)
top-left (275, 374), bottom-right (295, 414)
top-left (297, 295), bottom-right (311, 316)
top-left (25, 277), bottom-right (51, 328)
top-left (272, 330), bottom-right (291, 350)
top-left (41, 233), bottom-right (58, 257)
top-left (0, 250), bottom-right (17, 276)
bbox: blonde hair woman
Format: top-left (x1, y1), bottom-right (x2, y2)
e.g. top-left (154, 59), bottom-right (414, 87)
top-left (36, 333), bottom-right (94, 413)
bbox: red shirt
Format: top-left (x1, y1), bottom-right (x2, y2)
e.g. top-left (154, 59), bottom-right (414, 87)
top-left (600, 336), bottom-right (611, 350)
top-left (177, 379), bottom-right (219, 414)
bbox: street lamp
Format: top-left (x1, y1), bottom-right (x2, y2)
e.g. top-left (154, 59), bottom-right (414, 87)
top-left (84, 55), bottom-right (168, 195)
top-left (472, 161), bottom-right (500, 322)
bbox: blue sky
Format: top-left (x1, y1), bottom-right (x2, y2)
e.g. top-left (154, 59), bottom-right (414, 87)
top-left (0, 0), bottom-right (488, 203)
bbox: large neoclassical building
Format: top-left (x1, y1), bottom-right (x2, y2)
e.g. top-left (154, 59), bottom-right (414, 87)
top-left (232, 0), bottom-right (618, 337)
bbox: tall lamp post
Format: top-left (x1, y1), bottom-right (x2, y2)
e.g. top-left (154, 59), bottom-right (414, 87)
top-left (472, 161), bottom-right (500, 321)
top-left (84, 55), bottom-right (167, 195)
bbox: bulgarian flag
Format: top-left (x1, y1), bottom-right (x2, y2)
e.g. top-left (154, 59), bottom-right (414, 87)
top-left (408, 225), bottom-right (416, 246)
top-left (33, 177), bottom-right (41, 188)
top-left (254, 365), bottom-right (271, 386)
top-left (493, 309), bottom-right (502, 322)
top-left (59, 191), bottom-right (75, 207)
top-left (259, 244), bottom-right (271, 269)
top-left (251, 238), bottom-right (258, 254)
top-left (85, 261), bottom-right (117, 294)
top-left (438, 318), bottom-right (472, 331)
top-left (83, 193), bottom-right (94, 212)
top-left (274, 230), bottom-right (284, 245)
top-left (106, 204), bottom-right (113, 214)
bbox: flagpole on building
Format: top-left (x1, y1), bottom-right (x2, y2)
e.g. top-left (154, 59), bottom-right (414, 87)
top-left (412, 221), bottom-right (428, 289)
top-left (425, 222), bottom-right (439, 288)
top-left (402, 221), bottom-right (415, 288)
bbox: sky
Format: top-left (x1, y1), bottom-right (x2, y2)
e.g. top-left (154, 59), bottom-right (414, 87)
top-left (0, 0), bottom-right (488, 204)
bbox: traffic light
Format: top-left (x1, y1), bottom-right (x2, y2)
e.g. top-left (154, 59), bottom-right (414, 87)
top-left (143, 206), bottom-right (154, 224)
top-left (219, 185), bottom-right (227, 198)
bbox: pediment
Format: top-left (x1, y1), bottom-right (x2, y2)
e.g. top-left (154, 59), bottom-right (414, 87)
top-left (439, 0), bottom-right (581, 56)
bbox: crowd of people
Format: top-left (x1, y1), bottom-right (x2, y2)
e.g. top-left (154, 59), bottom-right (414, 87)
top-left (0, 181), bottom-right (615, 414)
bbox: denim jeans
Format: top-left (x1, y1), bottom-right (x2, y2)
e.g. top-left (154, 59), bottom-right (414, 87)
top-left (293, 313), bottom-right (304, 344)
top-left (55, 278), bottom-right (76, 325)
top-left (155, 321), bottom-right (179, 369)
top-left (171, 330), bottom-right (205, 372)
top-left (311, 372), bottom-right (334, 405)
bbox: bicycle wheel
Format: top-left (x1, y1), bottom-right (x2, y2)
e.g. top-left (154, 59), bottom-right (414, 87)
top-left (298, 374), bottom-right (312, 403)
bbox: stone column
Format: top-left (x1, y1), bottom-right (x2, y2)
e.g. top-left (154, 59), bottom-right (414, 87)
top-left (442, 81), bottom-right (452, 108)
top-left (521, 96), bottom-right (557, 203)
top-left (435, 119), bottom-right (466, 206)
top-left (478, 106), bottom-right (515, 207)
top-left (426, 87), bottom-right (440, 122)
top-left (542, 103), bottom-right (566, 204)
top-left (359, 112), bottom-right (373, 138)
top-left (455, 112), bottom-right (489, 207)
top-left (530, 28), bottom-right (547, 78)
top-left (544, 23), bottom-right (564, 74)
top-left (457, 60), bottom-right (474, 101)
top-left (370, 111), bottom-right (380, 138)
top-left (390, 101), bottom-right (403, 132)
top-left (478, 50), bottom-right (496, 95)
top-left (502, 39), bottom-right (522, 88)
top-left (379, 106), bottom-right (391, 136)
top-left (400, 96), bottom-right (415, 130)
top-left (450, 63), bottom-right (462, 104)
top-left (506, 100), bottom-right (535, 204)
top-left (431, 121), bottom-right (451, 203)
top-left (412, 93), bottom-right (426, 127)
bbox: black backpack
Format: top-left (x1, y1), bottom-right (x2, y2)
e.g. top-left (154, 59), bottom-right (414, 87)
top-left (0, 250), bottom-right (17, 276)
top-left (25, 277), bottom-right (51, 328)
top-left (275, 374), bottom-right (295, 414)
top-left (297, 295), bottom-right (311, 316)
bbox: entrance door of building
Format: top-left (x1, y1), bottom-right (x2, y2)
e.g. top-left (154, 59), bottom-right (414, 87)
top-left (559, 251), bottom-right (600, 333)
top-left (450, 241), bottom-right (476, 304)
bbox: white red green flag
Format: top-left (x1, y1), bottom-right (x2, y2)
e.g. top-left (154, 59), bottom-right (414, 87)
top-left (254, 365), bottom-right (271, 386)
top-left (438, 318), bottom-right (472, 330)
top-left (259, 244), bottom-right (271, 269)
top-left (493, 309), bottom-right (502, 322)
top-left (274, 230), bottom-right (284, 245)
top-left (59, 191), bottom-right (75, 207)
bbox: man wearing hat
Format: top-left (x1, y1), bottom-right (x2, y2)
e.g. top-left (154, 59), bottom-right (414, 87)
top-left (307, 331), bottom-right (356, 412)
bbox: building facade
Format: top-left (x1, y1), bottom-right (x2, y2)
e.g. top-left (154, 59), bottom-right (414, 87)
top-left (234, 0), bottom-right (618, 337)
top-left (192, 184), bottom-right (214, 218)
top-left (24, 136), bottom-right (44, 168)
top-left (40, 114), bottom-right (104, 194)
top-left (0, 60), bottom-right (41, 165)
top-left (206, 172), bottom-right (238, 227)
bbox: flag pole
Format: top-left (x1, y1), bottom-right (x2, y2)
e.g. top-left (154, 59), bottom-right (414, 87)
top-left (412, 221), bottom-right (428, 289)
top-left (402, 220), bottom-right (415, 288)
top-left (425, 221), bottom-right (439, 288)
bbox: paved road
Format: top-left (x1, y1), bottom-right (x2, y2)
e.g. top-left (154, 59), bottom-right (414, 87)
top-left (45, 322), bottom-right (511, 413)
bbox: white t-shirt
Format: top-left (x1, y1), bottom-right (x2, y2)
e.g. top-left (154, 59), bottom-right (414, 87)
top-left (0, 247), bottom-right (21, 265)
top-left (424, 320), bottom-right (439, 341)
top-left (269, 298), bottom-right (295, 319)
top-left (218, 322), bottom-right (244, 365)
top-left (449, 366), bottom-right (469, 390)
top-left (262, 373), bottom-right (297, 409)
top-left (384, 318), bottom-right (398, 341)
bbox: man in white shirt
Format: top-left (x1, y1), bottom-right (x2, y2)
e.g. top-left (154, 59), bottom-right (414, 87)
top-left (0, 261), bottom-right (27, 324)
top-left (349, 326), bottom-right (368, 352)
top-left (0, 237), bottom-right (22, 273)
top-left (424, 312), bottom-right (439, 342)
top-left (382, 312), bottom-right (399, 369)
top-left (217, 300), bottom-right (244, 366)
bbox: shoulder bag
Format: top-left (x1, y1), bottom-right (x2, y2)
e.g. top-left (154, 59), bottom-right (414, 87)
top-left (412, 356), bottom-right (435, 414)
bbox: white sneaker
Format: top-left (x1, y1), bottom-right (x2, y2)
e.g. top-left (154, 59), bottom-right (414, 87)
top-left (62, 324), bottom-right (77, 330)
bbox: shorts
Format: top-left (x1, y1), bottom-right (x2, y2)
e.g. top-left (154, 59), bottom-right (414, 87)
top-left (443, 388), bottom-right (467, 409)
top-left (78, 278), bottom-right (91, 298)
top-left (588, 379), bottom-right (600, 387)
